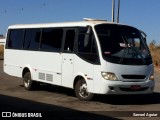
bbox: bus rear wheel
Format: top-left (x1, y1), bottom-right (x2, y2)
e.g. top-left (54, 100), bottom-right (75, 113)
top-left (75, 78), bottom-right (94, 101)
top-left (23, 72), bottom-right (35, 90)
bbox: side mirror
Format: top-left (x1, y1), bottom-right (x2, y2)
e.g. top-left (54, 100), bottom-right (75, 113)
top-left (139, 30), bottom-right (147, 43)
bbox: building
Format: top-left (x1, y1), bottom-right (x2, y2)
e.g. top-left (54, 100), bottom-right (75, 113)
top-left (0, 34), bottom-right (4, 38)
top-left (0, 35), bottom-right (5, 59)
top-left (0, 34), bottom-right (5, 43)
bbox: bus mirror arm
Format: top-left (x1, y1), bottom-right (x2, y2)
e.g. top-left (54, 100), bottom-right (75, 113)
top-left (139, 30), bottom-right (147, 42)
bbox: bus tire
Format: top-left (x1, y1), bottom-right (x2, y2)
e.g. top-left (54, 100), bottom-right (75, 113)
top-left (75, 78), bottom-right (94, 101)
top-left (23, 72), bottom-right (35, 90)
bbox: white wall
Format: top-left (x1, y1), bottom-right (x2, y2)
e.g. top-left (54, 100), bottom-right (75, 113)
top-left (0, 38), bottom-right (6, 45)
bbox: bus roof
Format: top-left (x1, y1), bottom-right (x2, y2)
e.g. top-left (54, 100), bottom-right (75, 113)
top-left (8, 19), bottom-right (124, 29)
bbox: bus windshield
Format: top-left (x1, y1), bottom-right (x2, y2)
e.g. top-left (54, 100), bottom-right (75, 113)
top-left (95, 24), bottom-right (152, 65)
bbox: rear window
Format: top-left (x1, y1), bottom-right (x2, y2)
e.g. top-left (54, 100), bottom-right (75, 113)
top-left (7, 29), bottom-right (24, 49)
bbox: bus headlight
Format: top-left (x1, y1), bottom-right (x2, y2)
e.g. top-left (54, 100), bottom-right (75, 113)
top-left (149, 73), bottom-right (154, 81)
top-left (101, 72), bottom-right (118, 80)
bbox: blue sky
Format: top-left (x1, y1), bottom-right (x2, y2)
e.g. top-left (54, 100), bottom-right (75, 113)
top-left (0, 0), bottom-right (160, 44)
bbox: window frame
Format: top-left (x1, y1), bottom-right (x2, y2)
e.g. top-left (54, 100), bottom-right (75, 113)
top-left (6, 29), bottom-right (25, 49)
top-left (62, 28), bottom-right (77, 53)
top-left (23, 28), bottom-right (42, 51)
top-left (40, 28), bottom-right (64, 52)
top-left (75, 26), bottom-right (100, 65)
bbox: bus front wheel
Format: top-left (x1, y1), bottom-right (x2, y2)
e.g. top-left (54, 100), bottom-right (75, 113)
top-left (75, 78), bottom-right (94, 101)
top-left (23, 72), bottom-right (35, 90)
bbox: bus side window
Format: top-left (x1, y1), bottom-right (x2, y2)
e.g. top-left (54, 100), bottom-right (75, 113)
top-left (24, 29), bottom-right (41, 50)
top-left (64, 30), bottom-right (75, 52)
top-left (41, 28), bottom-right (63, 52)
top-left (7, 29), bottom-right (24, 49)
top-left (77, 27), bottom-right (100, 64)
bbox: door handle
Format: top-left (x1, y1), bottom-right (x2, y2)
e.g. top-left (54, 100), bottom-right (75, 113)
top-left (57, 73), bottom-right (61, 75)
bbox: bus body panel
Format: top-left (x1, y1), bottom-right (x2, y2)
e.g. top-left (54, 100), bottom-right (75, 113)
top-left (100, 79), bottom-right (154, 94)
top-left (61, 53), bottom-right (74, 88)
top-left (97, 61), bottom-right (154, 94)
top-left (93, 65), bottom-right (103, 93)
top-left (74, 55), bottom-right (94, 92)
top-left (4, 49), bottom-right (24, 77)
top-left (86, 61), bottom-right (154, 94)
top-left (101, 61), bottom-right (154, 82)
top-left (4, 49), bottom-right (62, 85)
top-left (4, 20), bottom-right (154, 97)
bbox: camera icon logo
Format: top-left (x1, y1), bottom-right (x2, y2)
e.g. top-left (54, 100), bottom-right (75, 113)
top-left (2, 112), bottom-right (11, 117)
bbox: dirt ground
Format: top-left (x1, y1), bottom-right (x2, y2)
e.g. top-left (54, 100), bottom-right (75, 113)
top-left (0, 60), bottom-right (160, 120)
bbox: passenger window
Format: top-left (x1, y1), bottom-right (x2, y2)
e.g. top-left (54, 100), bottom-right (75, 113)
top-left (64, 30), bottom-right (75, 52)
top-left (7, 29), bottom-right (24, 49)
top-left (24, 29), bottom-right (41, 50)
top-left (77, 27), bottom-right (100, 64)
top-left (41, 28), bottom-right (63, 52)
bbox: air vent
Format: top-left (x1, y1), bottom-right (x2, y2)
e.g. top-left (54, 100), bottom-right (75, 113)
top-left (122, 75), bottom-right (146, 79)
top-left (46, 74), bottom-right (53, 82)
top-left (39, 73), bottom-right (45, 80)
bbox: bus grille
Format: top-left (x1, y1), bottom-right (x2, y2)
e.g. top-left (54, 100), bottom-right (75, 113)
top-left (121, 75), bottom-right (146, 79)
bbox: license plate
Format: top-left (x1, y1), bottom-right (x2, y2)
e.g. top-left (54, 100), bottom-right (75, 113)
top-left (130, 85), bottom-right (141, 90)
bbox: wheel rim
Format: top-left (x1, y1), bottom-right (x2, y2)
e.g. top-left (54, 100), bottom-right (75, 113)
top-left (79, 82), bottom-right (90, 98)
top-left (24, 76), bottom-right (30, 88)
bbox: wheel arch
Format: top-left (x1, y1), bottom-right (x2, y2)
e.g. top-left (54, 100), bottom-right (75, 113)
top-left (73, 75), bottom-right (87, 89)
top-left (74, 75), bottom-right (94, 101)
top-left (73, 73), bottom-right (94, 93)
top-left (22, 65), bottom-right (32, 78)
top-left (22, 67), bottom-right (30, 78)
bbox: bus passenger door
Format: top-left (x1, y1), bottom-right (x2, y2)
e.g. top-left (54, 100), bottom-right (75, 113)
top-left (62, 29), bottom-right (75, 88)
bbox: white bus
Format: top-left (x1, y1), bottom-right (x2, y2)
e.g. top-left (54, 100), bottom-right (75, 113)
top-left (4, 19), bottom-right (154, 100)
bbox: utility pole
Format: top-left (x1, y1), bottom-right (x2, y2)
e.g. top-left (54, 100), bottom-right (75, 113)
top-left (116, 0), bottom-right (120, 23)
top-left (112, 0), bottom-right (120, 23)
top-left (112, 0), bottom-right (115, 22)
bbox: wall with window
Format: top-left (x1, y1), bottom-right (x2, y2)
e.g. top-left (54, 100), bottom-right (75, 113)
top-left (6, 28), bottom-right (64, 52)
top-left (77, 27), bottom-right (100, 64)
top-left (6, 26), bottom-right (100, 64)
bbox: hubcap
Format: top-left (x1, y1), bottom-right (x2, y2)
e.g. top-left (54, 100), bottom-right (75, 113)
top-left (79, 83), bottom-right (90, 98)
top-left (24, 77), bottom-right (30, 88)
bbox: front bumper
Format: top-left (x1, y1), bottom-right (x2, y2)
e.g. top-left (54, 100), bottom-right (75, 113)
top-left (100, 79), bottom-right (154, 95)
